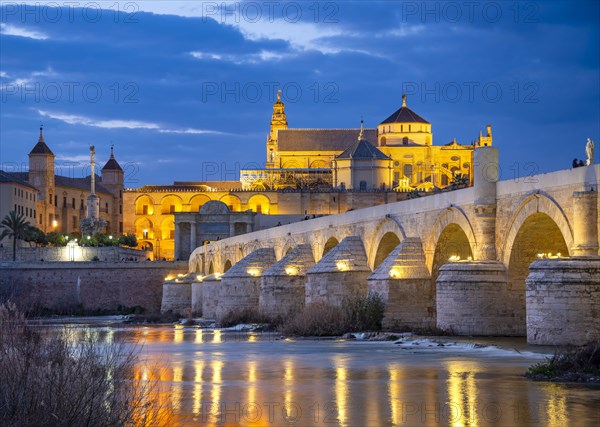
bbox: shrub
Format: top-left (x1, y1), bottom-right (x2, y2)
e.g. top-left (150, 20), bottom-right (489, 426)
top-left (280, 292), bottom-right (386, 337)
top-left (119, 234), bottom-right (138, 248)
top-left (526, 341), bottom-right (600, 381)
top-left (46, 231), bottom-right (67, 246)
top-left (342, 292), bottom-right (385, 332)
top-left (0, 302), bottom-right (170, 426)
top-left (217, 307), bottom-right (274, 328)
top-left (280, 301), bottom-right (348, 337)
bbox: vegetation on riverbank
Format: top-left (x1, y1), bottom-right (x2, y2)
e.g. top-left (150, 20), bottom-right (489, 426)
top-left (215, 292), bottom-right (386, 336)
top-left (0, 302), bottom-right (170, 426)
top-left (526, 341), bottom-right (600, 383)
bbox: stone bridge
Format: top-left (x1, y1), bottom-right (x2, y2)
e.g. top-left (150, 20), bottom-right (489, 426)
top-left (168, 148), bottom-right (599, 345)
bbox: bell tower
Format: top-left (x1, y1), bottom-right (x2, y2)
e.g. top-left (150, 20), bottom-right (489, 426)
top-left (28, 126), bottom-right (55, 231)
top-left (266, 89), bottom-right (288, 168)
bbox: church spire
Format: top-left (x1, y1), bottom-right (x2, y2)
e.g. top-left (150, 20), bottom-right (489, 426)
top-left (358, 118), bottom-right (364, 141)
top-left (39, 124), bottom-right (44, 142)
top-left (402, 94), bottom-right (407, 108)
top-left (29, 125), bottom-right (54, 155)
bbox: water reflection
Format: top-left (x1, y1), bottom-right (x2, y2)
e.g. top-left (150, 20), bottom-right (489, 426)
top-left (50, 325), bottom-right (597, 427)
top-left (446, 361), bottom-right (480, 427)
top-left (334, 355), bottom-right (348, 427)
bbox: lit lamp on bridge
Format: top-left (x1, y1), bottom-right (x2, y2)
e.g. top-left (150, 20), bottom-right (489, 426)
top-left (285, 266), bottom-right (298, 276)
top-left (335, 260), bottom-right (349, 271)
top-left (247, 268), bottom-right (260, 277)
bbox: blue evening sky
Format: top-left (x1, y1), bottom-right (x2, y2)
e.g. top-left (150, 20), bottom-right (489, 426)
top-left (0, 1), bottom-right (598, 187)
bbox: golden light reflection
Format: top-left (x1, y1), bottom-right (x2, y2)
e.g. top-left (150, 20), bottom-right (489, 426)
top-left (285, 266), bottom-right (298, 276)
top-left (213, 330), bottom-right (222, 343)
top-left (248, 333), bottom-right (257, 343)
top-left (192, 361), bottom-right (204, 415)
top-left (209, 360), bottom-right (223, 426)
top-left (389, 267), bottom-right (401, 279)
top-left (544, 386), bottom-right (568, 427)
top-left (335, 356), bottom-right (349, 427)
top-left (247, 360), bottom-right (257, 418)
top-left (284, 358), bottom-right (295, 421)
top-left (174, 324), bottom-right (184, 344)
top-left (389, 365), bottom-right (403, 426)
top-left (195, 329), bottom-right (204, 344)
top-left (172, 363), bottom-right (184, 412)
top-left (446, 361), bottom-right (480, 427)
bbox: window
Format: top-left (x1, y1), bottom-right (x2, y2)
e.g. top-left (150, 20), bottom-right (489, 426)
top-left (143, 230), bottom-right (149, 239)
top-left (72, 198), bottom-right (75, 208)
top-left (119, 222), bottom-right (123, 233)
top-left (142, 205), bottom-right (148, 215)
top-left (54, 195), bottom-right (57, 206)
top-left (169, 205), bottom-right (175, 214)
top-left (359, 180), bottom-right (367, 191)
top-left (63, 196), bottom-right (67, 207)
top-left (403, 137), bottom-right (409, 145)
top-left (404, 164), bottom-right (413, 179)
top-left (119, 204), bottom-right (122, 214)
top-left (256, 204), bottom-right (262, 213)
top-left (73, 216), bottom-right (78, 228)
top-left (80, 200), bottom-right (84, 210)
top-left (105, 202), bottom-right (109, 213)
top-left (39, 214), bottom-right (42, 224)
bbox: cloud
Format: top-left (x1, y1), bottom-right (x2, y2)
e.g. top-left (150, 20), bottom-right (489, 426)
top-left (37, 109), bottom-right (227, 135)
top-left (189, 49), bottom-right (293, 64)
top-left (0, 23), bottom-right (48, 40)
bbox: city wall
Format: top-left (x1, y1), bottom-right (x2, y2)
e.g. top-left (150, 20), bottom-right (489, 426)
top-left (0, 261), bottom-right (188, 314)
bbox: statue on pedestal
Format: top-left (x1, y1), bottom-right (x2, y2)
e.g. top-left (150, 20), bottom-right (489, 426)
top-left (586, 138), bottom-right (595, 166)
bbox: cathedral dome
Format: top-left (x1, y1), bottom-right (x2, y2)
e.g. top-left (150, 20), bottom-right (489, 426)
top-left (380, 94), bottom-right (429, 125)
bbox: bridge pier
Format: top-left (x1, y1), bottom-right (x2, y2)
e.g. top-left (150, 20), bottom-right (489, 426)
top-left (200, 273), bottom-right (222, 320)
top-left (306, 236), bottom-right (371, 306)
top-left (160, 273), bottom-right (194, 316)
top-left (260, 244), bottom-right (315, 318)
top-left (572, 191), bottom-right (599, 256)
top-left (436, 261), bottom-right (522, 336)
top-left (368, 238), bottom-right (434, 330)
top-left (216, 248), bottom-right (276, 321)
top-left (526, 257), bottom-right (600, 345)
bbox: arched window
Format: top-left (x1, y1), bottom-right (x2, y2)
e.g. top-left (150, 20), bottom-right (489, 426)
top-left (402, 137), bottom-right (409, 145)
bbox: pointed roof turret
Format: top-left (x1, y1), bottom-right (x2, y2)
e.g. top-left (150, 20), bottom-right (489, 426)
top-left (336, 121), bottom-right (392, 160)
top-left (101, 144), bottom-right (123, 171)
top-left (380, 94), bottom-right (429, 125)
top-left (29, 125), bottom-right (54, 155)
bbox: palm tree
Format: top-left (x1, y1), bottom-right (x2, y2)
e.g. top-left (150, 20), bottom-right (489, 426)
top-left (0, 210), bottom-right (31, 261)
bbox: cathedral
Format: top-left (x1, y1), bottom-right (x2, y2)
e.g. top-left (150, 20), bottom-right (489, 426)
top-left (123, 93), bottom-right (492, 260)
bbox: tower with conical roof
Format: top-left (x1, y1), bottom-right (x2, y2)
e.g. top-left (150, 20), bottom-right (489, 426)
top-left (266, 89), bottom-right (288, 168)
top-left (28, 126), bottom-right (55, 231)
top-left (101, 145), bottom-right (124, 234)
top-left (377, 94), bottom-right (432, 146)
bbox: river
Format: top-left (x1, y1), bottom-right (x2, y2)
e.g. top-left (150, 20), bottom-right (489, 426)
top-left (49, 321), bottom-right (600, 426)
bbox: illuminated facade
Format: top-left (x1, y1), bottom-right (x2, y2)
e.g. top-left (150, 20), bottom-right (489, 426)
top-left (125, 93), bottom-right (492, 259)
top-left (2, 128), bottom-right (124, 235)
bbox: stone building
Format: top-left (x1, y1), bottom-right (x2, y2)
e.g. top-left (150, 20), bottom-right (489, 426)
top-left (124, 93), bottom-right (492, 259)
top-left (2, 128), bottom-right (124, 235)
top-left (0, 170), bottom-right (38, 237)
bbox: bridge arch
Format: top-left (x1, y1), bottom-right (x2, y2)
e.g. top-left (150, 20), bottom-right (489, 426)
top-left (501, 193), bottom-right (572, 335)
top-left (321, 236), bottom-right (340, 259)
top-left (501, 193), bottom-right (573, 265)
top-left (368, 216), bottom-right (406, 269)
top-left (223, 259), bottom-right (232, 272)
top-left (427, 207), bottom-right (477, 272)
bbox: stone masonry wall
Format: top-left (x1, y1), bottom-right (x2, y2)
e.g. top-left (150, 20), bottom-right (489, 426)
top-left (0, 261), bottom-right (188, 314)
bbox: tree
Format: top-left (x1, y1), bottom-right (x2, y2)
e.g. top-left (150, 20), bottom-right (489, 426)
top-left (118, 234), bottom-right (138, 248)
top-left (23, 226), bottom-right (47, 247)
top-left (46, 231), bottom-right (67, 246)
top-left (0, 211), bottom-right (31, 261)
